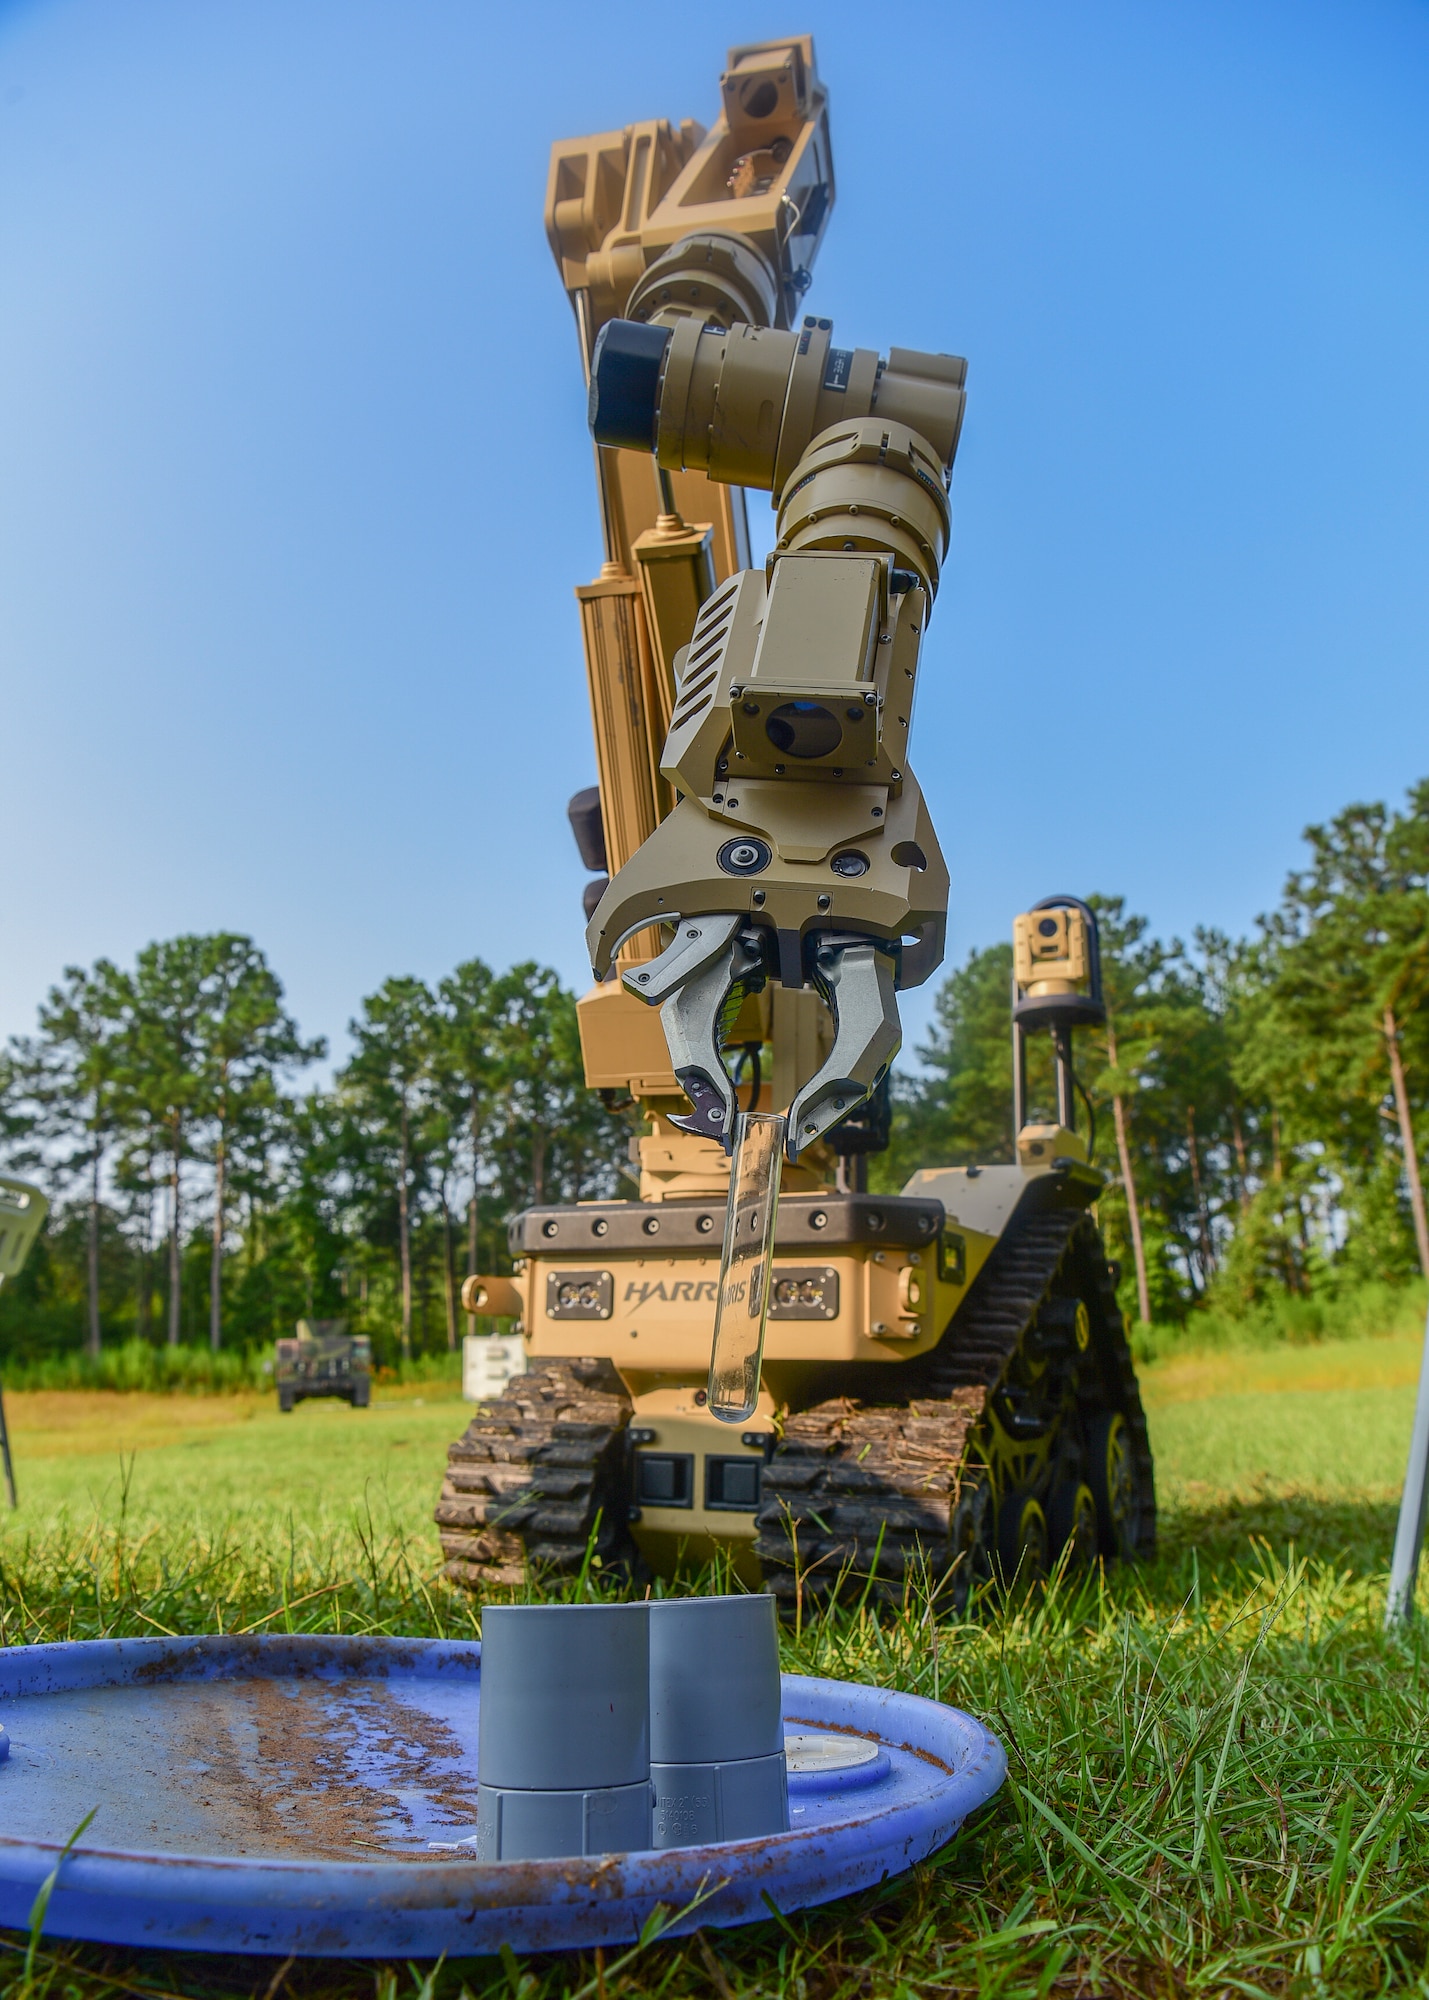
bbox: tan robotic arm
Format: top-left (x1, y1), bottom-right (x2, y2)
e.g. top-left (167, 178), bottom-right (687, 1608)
top-left (585, 310), bottom-right (967, 1159)
top-left (546, 38), bottom-right (966, 1165)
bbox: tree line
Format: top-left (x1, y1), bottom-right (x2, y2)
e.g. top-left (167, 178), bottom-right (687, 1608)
top-left (883, 781), bottom-right (1429, 1322)
top-left (1, 778), bottom-right (1425, 1361)
top-left (0, 947), bottom-right (629, 1363)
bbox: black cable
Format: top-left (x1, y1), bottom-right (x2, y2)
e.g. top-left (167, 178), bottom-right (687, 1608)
top-left (732, 1042), bottom-right (762, 1114)
top-left (1073, 1063), bottom-right (1097, 1165)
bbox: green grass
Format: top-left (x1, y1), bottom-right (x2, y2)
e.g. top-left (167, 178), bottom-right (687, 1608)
top-left (2, 1340), bottom-right (1428, 1998)
top-left (0, 1382), bottom-right (467, 1554)
top-left (1146, 1334), bottom-right (1421, 1507)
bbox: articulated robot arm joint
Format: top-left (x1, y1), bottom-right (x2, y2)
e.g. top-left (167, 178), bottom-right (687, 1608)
top-left (585, 298), bottom-right (966, 1159)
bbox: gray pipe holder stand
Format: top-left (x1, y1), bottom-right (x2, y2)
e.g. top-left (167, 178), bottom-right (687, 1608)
top-left (649, 1594), bottom-right (789, 1848)
top-left (477, 1602), bottom-right (652, 1860)
top-left (474, 1781), bottom-right (652, 1863)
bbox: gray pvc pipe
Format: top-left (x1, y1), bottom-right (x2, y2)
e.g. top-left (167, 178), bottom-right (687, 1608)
top-left (479, 1602), bottom-right (650, 1790)
top-left (649, 1594), bottom-right (782, 1764)
top-left (1386, 1300), bottom-right (1429, 1627)
top-left (649, 1595), bottom-right (787, 1847)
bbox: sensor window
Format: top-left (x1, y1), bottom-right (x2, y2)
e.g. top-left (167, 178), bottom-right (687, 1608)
top-left (765, 701), bottom-right (842, 759)
top-left (705, 1456), bottom-right (763, 1511)
top-left (636, 1453), bottom-right (694, 1509)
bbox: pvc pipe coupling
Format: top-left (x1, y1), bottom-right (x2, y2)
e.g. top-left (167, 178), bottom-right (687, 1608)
top-left (650, 1593), bottom-right (788, 1847)
top-left (476, 1596), bottom-right (788, 1860)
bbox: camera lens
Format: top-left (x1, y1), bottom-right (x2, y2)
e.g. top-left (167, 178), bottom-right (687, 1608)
top-left (765, 700), bottom-right (842, 759)
top-left (588, 321), bottom-right (672, 452)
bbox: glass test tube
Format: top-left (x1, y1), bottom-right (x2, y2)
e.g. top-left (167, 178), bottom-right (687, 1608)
top-left (707, 1111), bottom-right (786, 1424)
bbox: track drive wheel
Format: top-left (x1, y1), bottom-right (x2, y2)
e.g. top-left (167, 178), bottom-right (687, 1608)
top-left (1047, 1478), bottom-right (1099, 1565)
top-left (995, 1489), bottom-right (1049, 1589)
top-left (1087, 1409), bottom-right (1138, 1559)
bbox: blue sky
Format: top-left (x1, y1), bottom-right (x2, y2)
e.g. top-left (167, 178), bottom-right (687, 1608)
top-left (3, 0), bottom-right (1427, 1069)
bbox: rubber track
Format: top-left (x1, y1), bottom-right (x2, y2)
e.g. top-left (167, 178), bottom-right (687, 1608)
top-left (753, 1203), bottom-right (1153, 1607)
top-left (435, 1360), bottom-right (633, 1590)
top-left (1084, 1229), bottom-right (1157, 1557)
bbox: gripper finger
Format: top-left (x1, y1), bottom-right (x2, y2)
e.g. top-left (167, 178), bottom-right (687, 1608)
top-left (659, 929), bottom-right (769, 1150)
top-left (786, 939), bottom-right (902, 1160)
top-left (621, 912), bottom-right (745, 1007)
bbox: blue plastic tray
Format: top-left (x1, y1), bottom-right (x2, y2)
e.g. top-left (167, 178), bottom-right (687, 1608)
top-left (0, 1635), bottom-right (1005, 1957)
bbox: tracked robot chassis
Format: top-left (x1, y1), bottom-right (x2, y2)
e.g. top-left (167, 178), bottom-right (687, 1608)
top-left (437, 1166), bottom-right (1153, 1607)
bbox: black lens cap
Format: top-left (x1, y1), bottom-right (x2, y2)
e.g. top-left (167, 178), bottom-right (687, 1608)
top-left (588, 320), bottom-right (672, 451)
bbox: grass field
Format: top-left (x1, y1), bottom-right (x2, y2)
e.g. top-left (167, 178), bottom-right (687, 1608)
top-left (1, 1333), bottom-right (1427, 1999)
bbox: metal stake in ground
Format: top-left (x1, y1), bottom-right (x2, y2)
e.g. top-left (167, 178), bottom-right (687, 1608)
top-left (0, 1174), bottom-right (50, 1508)
top-left (1386, 1301), bottom-right (1429, 1627)
top-left (0, 1383), bottom-right (15, 1508)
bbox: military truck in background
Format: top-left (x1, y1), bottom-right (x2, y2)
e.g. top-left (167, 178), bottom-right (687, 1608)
top-left (274, 1320), bottom-right (372, 1412)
